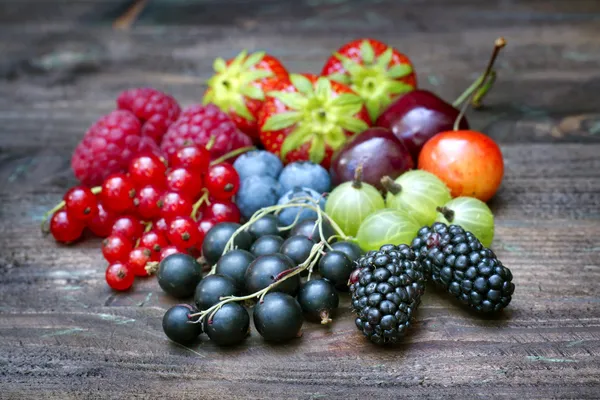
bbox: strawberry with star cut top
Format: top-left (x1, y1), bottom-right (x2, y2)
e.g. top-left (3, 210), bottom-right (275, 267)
top-left (321, 38), bottom-right (417, 122)
top-left (258, 73), bottom-right (370, 169)
top-left (203, 50), bottom-right (288, 142)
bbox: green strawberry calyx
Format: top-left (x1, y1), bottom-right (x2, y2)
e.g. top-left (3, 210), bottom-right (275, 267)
top-left (203, 50), bottom-right (273, 121)
top-left (263, 74), bottom-right (369, 164)
top-left (329, 40), bottom-right (415, 122)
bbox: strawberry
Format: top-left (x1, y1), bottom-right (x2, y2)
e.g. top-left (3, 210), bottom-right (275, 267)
top-left (258, 73), bottom-right (370, 169)
top-left (321, 38), bottom-right (417, 122)
top-left (203, 50), bottom-right (288, 142)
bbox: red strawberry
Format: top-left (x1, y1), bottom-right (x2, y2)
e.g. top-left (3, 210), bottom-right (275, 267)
top-left (258, 73), bottom-right (370, 169)
top-left (321, 38), bottom-right (417, 122)
top-left (203, 51), bottom-right (288, 142)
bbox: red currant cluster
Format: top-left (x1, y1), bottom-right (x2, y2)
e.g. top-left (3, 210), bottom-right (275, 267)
top-left (44, 144), bottom-right (244, 292)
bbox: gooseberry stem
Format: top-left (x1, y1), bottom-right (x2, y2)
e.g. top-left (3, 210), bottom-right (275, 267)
top-left (436, 206), bottom-right (455, 222)
top-left (352, 164), bottom-right (364, 189)
top-left (210, 146), bottom-right (255, 166)
top-left (41, 186), bottom-right (102, 233)
top-left (453, 37), bottom-right (507, 131)
top-left (380, 176), bottom-right (402, 195)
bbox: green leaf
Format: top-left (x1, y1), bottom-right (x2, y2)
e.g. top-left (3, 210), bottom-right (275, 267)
top-left (240, 85), bottom-right (264, 100)
top-left (338, 116), bottom-right (369, 134)
top-left (230, 50), bottom-right (248, 69)
top-left (242, 51), bottom-right (265, 69)
top-left (267, 91), bottom-right (307, 110)
top-left (327, 72), bottom-right (350, 84)
top-left (375, 48), bottom-right (393, 69)
top-left (290, 74), bottom-right (314, 95)
top-left (213, 57), bottom-right (227, 73)
top-left (280, 124), bottom-right (312, 160)
top-left (330, 93), bottom-right (363, 107)
top-left (360, 40), bottom-right (375, 64)
top-left (262, 111), bottom-right (301, 131)
top-left (240, 69), bottom-right (273, 85)
top-left (365, 98), bottom-right (381, 122)
top-left (309, 136), bottom-right (326, 164)
top-left (387, 80), bottom-right (414, 95)
top-left (387, 64), bottom-right (413, 79)
top-left (315, 77), bottom-right (332, 99)
top-left (231, 100), bottom-right (255, 121)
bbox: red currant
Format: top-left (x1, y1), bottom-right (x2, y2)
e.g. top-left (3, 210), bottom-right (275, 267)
top-left (102, 235), bottom-right (133, 263)
top-left (127, 247), bottom-right (153, 277)
top-left (159, 245), bottom-right (181, 261)
top-left (88, 201), bottom-right (117, 237)
top-left (197, 218), bottom-right (217, 238)
top-left (167, 216), bottom-right (203, 250)
top-left (166, 167), bottom-right (203, 199)
top-left (100, 173), bottom-right (136, 213)
top-left (49, 210), bottom-right (85, 243)
top-left (139, 230), bottom-right (169, 260)
top-left (111, 215), bottom-right (144, 242)
top-left (64, 186), bottom-right (98, 222)
top-left (158, 191), bottom-right (193, 221)
top-left (154, 217), bottom-right (169, 235)
top-left (203, 199), bottom-right (241, 223)
top-left (205, 163), bottom-right (240, 200)
top-left (105, 262), bottom-right (134, 291)
top-left (170, 145), bottom-right (210, 174)
top-left (134, 185), bottom-right (162, 220)
top-left (128, 153), bottom-right (167, 188)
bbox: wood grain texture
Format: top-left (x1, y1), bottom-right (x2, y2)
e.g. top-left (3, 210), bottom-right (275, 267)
top-left (0, 0), bottom-right (599, 398)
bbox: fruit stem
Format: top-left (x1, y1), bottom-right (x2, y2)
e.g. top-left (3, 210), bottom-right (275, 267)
top-left (436, 206), bottom-right (455, 222)
top-left (320, 310), bottom-right (332, 325)
top-left (205, 135), bottom-right (216, 151)
top-left (352, 164), bottom-right (364, 189)
top-left (145, 261), bottom-right (159, 275)
top-left (40, 186), bottom-right (101, 233)
top-left (210, 146), bottom-right (255, 166)
top-left (191, 189), bottom-right (211, 220)
top-left (453, 37), bottom-right (507, 131)
top-left (380, 176), bottom-right (402, 195)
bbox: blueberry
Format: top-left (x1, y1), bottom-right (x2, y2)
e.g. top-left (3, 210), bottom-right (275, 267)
top-left (244, 253), bottom-right (299, 296)
top-left (202, 223), bottom-right (253, 265)
top-left (250, 235), bottom-right (284, 257)
top-left (297, 279), bottom-right (339, 323)
top-left (203, 302), bottom-right (249, 346)
top-left (277, 187), bottom-right (326, 227)
top-left (290, 218), bottom-right (336, 243)
top-left (233, 150), bottom-right (283, 180)
top-left (215, 249), bottom-right (255, 291)
top-left (248, 215), bottom-right (281, 239)
top-left (278, 161), bottom-right (331, 194)
top-left (280, 235), bottom-right (314, 265)
top-left (157, 254), bottom-right (203, 298)
top-left (162, 304), bottom-right (202, 344)
top-left (194, 274), bottom-right (237, 311)
top-left (236, 176), bottom-right (281, 219)
top-left (253, 292), bottom-right (303, 342)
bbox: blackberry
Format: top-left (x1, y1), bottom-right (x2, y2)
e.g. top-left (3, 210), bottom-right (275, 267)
top-left (411, 223), bottom-right (515, 313)
top-left (350, 244), bottom-right (425, 345)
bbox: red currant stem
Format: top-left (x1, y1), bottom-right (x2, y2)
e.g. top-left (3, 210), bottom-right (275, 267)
top-left (380, 176), bottom-right (402, 195)
top-left (205, 135), bottom-right (216, 151)
top-left (189, 242), bottom-right (325, 323)
top-left (436, 206), bottom-right (455, 222)
top-left (210, 146), bottom-right (256, 166)
top-left (40, 186), bottom-right (101, 233)
top-left (453, 37), bottom-right (506, 131)
top-left (191, 189), bottom-right (211, 220)
top-left (143, 221), bottom-right (153, 233)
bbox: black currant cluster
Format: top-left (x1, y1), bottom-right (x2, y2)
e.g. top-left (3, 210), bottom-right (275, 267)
top-left (159, 216), bottom-right (364, 346)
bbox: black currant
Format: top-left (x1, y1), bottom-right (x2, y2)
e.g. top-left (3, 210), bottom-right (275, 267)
top-left (157, 253), bottom-right (203, 298)
top-left (280, 235), bottom-right (314, 266)
top-left (215, 249), bottom-right (255, 291)
top-left (290, 218), bottom-right (335, 243)
top-left (248, 215), bottom-right (281, 239)
top-left (202, 222), bottom-right (253, 265)
top-left (194, 274), bottom-right (237, 311)
top-left (250, 235), bottom-right (284, 257)
top-left (162, 304), bottom-right (202, 344)
top-left (297, 279), bottom-right (339, 324)
top-left (253, 292), bottom-right (303, 342)
top-left (204, 302), bottom-right (250, 346)
top-left (330, 241), bottom-right (364, 262)
top-left (319, 250), bottom-right (354, 290)
top-left (245, 254), bottom-right (299, 296)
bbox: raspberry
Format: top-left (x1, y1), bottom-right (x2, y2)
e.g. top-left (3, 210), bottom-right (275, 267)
top-left (160, 104), bottom-right (252, 160)
top-left (71, 110), bottom-right (163, 186)
top-left (117, 88), bottom-right (181, 143)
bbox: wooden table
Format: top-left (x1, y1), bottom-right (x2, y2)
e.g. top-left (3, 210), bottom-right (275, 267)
top-left (1, 1), bottom-right (599, 398)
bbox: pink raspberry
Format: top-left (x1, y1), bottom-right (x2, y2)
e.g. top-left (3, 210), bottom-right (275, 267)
top-left (71, 110), bottom-right (163, 186)
top-left (160, 104), bottom-right (252, 160)
top-left (117, 88), bottom-right (181, 143)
